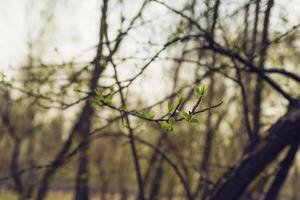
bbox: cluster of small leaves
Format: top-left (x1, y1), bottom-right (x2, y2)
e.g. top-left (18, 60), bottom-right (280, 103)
top-left (160, 95), bottom-right (182, 132)
top-left (94, 87), bottom-right (115, 106)
top-left (181, 111), bottom-right (199, 123)
top-left (166, 94), bottom-right (183, 115)
top-left (168, 102), bottom-right (175, 114)
top-left (193, 85), bottom-right (207, 97)
top-left (160, 85), bottom-right (207, 132)
top-left (161, 117), bottom-right (175, 132)
top-left (93, 84), bottom-right (208, 133)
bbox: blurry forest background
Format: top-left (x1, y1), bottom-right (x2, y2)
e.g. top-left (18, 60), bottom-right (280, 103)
top-left (0, 0), bottom-right (300, 199)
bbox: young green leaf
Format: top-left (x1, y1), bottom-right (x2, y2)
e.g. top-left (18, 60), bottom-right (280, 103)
top-left (194, 85), bottom-right (207, 97)
top-left (177, 94), bottom-right (183, 105)
top-left (168, 117), bottom-right (176, 126)
top-left (168, 103), bottom-right (175, 113)
top-left (95, 89), bottom-right (103, 97)
top-left (181, 111), bottom-right (190, 121)
top-left (194, 86), bottom-right (201, 97)
top-left (105, 95), bottom-right (113, 105)
top-left (190, 117), bottom-right (199, 123)
top-left (161, 122), bottom-right (172, 132)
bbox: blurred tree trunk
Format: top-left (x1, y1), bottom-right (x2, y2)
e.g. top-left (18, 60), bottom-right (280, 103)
top-left (74, 1), bottom-right (108, 199)
top-left (120, 187), bottom-right (128, 200)
top-left (99, 180), bottom-right (108, 200)
top-left (253, 0), bottom-right (274, 138)
top-left (198, 1), bottom-right (219, 198)
top-left (24, 117), bottom-right (36, 199)
top-left (36, 101), bottom-right (96, 200)
top-left (96, 154), bottom-right (109, 200)
top-left (139, 136), bottom-right (163, 198)
top-left (11, 138), bottom-right (23, 196)
top-left (75, 126), bottom-right (91, 200)
top-left (166, 176), bottom-right (176, 200)
top-left (264, 141), bottom-right (299, 200)
top-left (209, 101), bottom-right (300, 200)
top-left (36, 1), bottom-right (108, 199)
top-left (199, 75), bottom-right (215, 199)
top-left (148, 158), bottom-right (164, 200)
top-left (2, 92), bottom-right (24, 198)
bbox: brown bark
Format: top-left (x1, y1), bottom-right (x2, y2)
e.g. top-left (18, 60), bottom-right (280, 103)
top-left (36, 1), bottom-right (108, 199)
top-left (11, 138), bottom-right (23, 195)
top-left (253, 0), bottom-right (274, 137)
top-left (209, 101), bottom-right (300, 200)
top-left (199, 76), bottom-right (215, 199)
top-left (36, 100), bottom-right (96, 200)
top-left (148, 158), bottom-right (164, 200)
top-left (24, 125), bottom-right (36, 199)
top-left (74, 0), bottom-right (108, 193)
top-left (264, 141), bottom-right (299, 200)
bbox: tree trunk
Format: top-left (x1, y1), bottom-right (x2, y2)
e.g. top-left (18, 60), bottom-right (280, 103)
top-left (166, 177), bottom-right (176, 200)
top-left (11, 138), bottom-right (23, 196)
top-left (209, 101), bottom-right (300, 200)
top-left (36, 0), bottom-right (108, 199)
top-left (201, 73), bottom-right (216, 192)
top-left (24, 130), bottom-right (36, 199)
top-left (148, 158), bottom-right (164, 200)
top-left (264, 141), bottom-right (299, 200)
top-left (36, 100), bottom-right (95, 200)
top-left (120, 187), bottom-right (128, 200)
top-left (75, 135), bottom-right (90, 200)
top-left (253, 0), bottom-right (274, 137)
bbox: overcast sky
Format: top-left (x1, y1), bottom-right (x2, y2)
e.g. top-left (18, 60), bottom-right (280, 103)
top-left (0, 0), bottom-right (299, 105)
top-left (1, 0), bottom-right (299, 67)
